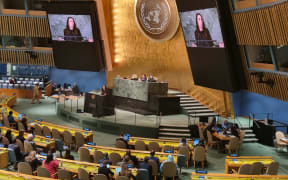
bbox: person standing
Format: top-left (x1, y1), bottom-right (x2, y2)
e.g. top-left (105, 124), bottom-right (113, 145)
top-left (32, 84), bottom-right (41, 104)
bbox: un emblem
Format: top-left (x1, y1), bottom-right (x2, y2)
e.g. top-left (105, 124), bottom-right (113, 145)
top-left (135, 0), bottom-right (179, 41)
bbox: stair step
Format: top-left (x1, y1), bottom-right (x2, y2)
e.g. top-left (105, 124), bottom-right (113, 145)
top-left (158, 132), bottom-right (191, 137)
top-left (159, 128), bottom-right (190, 133)
top-left (181, 103), bottom-right (203, 107)
top-left (188, 109), bottom-right (215, 113)
top-left (189, 113), bottom-right (217, 117)
top-left (159, 124), bottom-right (188, 128)
top-left (175, 94), bottom-right (190, 97)
top-left (183, 106), bottom-right (209, 110)
top-left (243, 138), bottom-right (258, 143)
top-left (180, 101), bottom-right (201, 105)
top-left (180, 97), bottom-right (196, 100)
top-left (245, 134), bottom-right (256, 138)
top-left (158, 137), bottom-right (192, 140)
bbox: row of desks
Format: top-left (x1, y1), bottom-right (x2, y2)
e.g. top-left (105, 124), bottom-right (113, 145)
top-left (191, 172), bottom-right (288, 180)
top-left (38, 156), bottom-right (138, 177)
top-left (0, 170), bottom-right (53, 180)
top-left (0, 95), bottom-right (17, 107)
top-left (225, 156), bottom-right (274, 174)
top-left (85, 144), bottom-right (178, 163)
top-left (29, 120), bottom-right (93, 142)
top-left (0, 126), bottom-right (55, 150)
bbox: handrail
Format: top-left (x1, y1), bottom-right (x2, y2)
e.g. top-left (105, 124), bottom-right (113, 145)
top-left (233, 0), bottom-right (287, 13)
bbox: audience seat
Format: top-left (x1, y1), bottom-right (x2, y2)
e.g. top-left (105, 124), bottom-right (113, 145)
top-left (148, 159), bottom-right (158, 180)
top-left (93, 150), bottom-right (104, 163)
top-left (24, 141), bottom-right (33, 153)
top-left (18, 162), bottom-right (32, 175)
top-left (178, 146), bottom-right (190, 167)
top-left (148, 142), bottom-right (160, 152)
top-left (34, 124), bottom-right (43, 136)
top-left (78, 147), bottom-right (91, 162)
top-left (75, 132), bottom-right (85, 150)
top-left (115, 140), bottom-right (127, 149)
top-left (52, 129), bottom-right (62, 140)
top-left (42, 126), bottom-right (52, 137)
top-left (193, 146), bottom-right (206, 168)
top-left (162, 161), bottom-right (177, 180)
top-left (58, 169), bottom-right (73, 180)
top-left (109, 152), bottom-right (122, 165)
top-left (251, 162), bottom-right (264, 175)
top-left (63, 131), bottom-right (73, 150)
top-left (225, 137), bottom-right (240, 154)
top-left (37, 167), bottom-right (50, 178)
top-left (94, 174), bottom-right (108, 180)
top-left (266, 162), bottom-right (280, 175)
top-left (78, 168), bottom-right (90, 180)
top-left (135, 140), bottom-right (146, 151)
top-left (238, 164), bottom-right (252, 175)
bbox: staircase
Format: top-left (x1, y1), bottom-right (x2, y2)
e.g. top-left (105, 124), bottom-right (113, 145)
top-left (158, 124), bottom-right (191, 140)
top-left (241, 128), bottom-right (258, 143)
top-left (170, 92), bottom-right (217, 118)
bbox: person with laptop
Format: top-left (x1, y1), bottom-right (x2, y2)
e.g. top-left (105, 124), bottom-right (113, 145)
top-left (116, 134), bottom-right (129, 149)
top-left (178, 137), bottom-right (191, 150)
top-left (98, 160), bottom-right (114, 180)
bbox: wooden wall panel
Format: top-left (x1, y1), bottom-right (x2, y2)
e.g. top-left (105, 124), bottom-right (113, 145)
top-left (0, 12), bottom-right (50, 38)
top-left (105, 0), bottom-right (232, 116)
top-left (233, 1), bottom-right (288, 45)
top-left (0, 49), bottom-right (54, 66)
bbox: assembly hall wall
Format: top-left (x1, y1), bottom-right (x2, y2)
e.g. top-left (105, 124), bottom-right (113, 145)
top-left (102, 0), bottom-right (233, 115)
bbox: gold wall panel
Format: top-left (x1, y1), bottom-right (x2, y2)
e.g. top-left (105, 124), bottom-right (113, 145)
top-left (0, 11), bottom-right (50, 38)
top-left (0, 49), bottom-right (54, 66)
top-left (105, 0), bottom-right (232, 115)
top-left (233, 1), bottom-right (288, 45)
top-left (240, 47), bottom-right (288, 101)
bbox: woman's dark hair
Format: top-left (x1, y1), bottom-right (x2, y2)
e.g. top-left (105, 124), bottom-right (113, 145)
top-left (64, 149), bottom-right (71, 158)
top-left (66, 17), bottom-right (77, 31)
top-left (231, 126), bottom-right (240, 138)
top-left (9, 111), bottom-right (13, 115)
top-left (21, 117), bottom-right (27, 123)
top-left (45, 154), bottom-right (53, 164)
top-left (195, 13), bottom-right (207, 32)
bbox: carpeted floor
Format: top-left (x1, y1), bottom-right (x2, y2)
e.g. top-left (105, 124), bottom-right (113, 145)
top-left (7, 97), bottom-right (288, 179)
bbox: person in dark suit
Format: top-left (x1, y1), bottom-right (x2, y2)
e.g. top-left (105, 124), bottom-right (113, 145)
top-left (5, 130), bottom-right (13, 144)
top-left (139, 157), bottom-right (152, 179)
top-left (149, 150), bottom-right (160, 167)
top-left (98, 160), bottom-right (114, 180)
top-left (16, 131), bottom-right (26, 144)
top-left (72, 83), bottom-right (80, 95)
top-left (8, 111), bottom-right (15, 124)
top-left (116, 134), bottom-right (129, 149)
top-left (64, 17), bottom-right (83, 41)
top-left (124, 151), bottom-right (138, 167)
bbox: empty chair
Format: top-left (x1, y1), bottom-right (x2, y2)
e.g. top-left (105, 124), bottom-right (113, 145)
top-left (148, 160), bottom-right (158, 179)
top-left (163, 145), bottom-right (174, 153)
top-left (17, 122), bottom-right (25, 131)
top-left (109, 152), bottom-right (122, 165)
top-left (24, 141), bottom-right (34, 153)
top-left (148, 142), bottom-right (160, 152)
top-left (239, 130), bottom-right (246, 146)
top-left (251, 162), bottom-right (264, 175)
top-left (238, 164), bottom-right (252, 175)
top-left (63, 130), bottom-right (73, 149)
top-left (275, 131), bottom-right (287, 151)
top-left (225, 137), bottom-right (240, 154)
top-left (135, 141), bottom-right (146, 151)
top-left (55, 139), bottom-right (64, 158)
top-left (162, 161), bottom-right (177, 180)
top-left (18, 162), bottom-right (32, 175)
top-left (178, 146), bottom-right (190, 168)
top-left (207, 131), bottom-right (218, 148)
top-left (193, 146), bottom-right (206, 168)
top-left (75, 132), bottom-right (85, 150)
top-left (57, 169), bottom-right (72, 180)
top-left (94, 174), bottom-right (108, 180)
top-left (52, 129), bottom-right (62, 140)
top-left (177, 154), bottom-right (186, 174)
top-left (37, 167), bottom-right (51, 178)
top-left (115, 140), bottom-right (127, 149)
top-left (34, 124), bottom-right (42, 136)
top-left (266, 162), bottom-right (280, 175)
top-left (78, 168), bottom-right (90, 180)
top-left (16, 139), bottom-right (24, 152)
top-left (199, 127), bottom-right (205, 141)
top-left (94, 150), bottom-right (105, 163)
top-left (116, 176), bottom-right (129, 180)
top-left (78, 147), bottom-right (91, 162)
top-left (42, 126), bottom-right (52, 137)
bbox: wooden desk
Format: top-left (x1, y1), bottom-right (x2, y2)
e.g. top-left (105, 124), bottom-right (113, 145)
top-left (84, 144), bottom-right (178, 163)
top-left (0, 95), bottom-right (17, 107)
top-left (39, 156), bottom-right (137, 177)
top-left (191, 172), bottom-right (288, 180)
top-left (0, 148), bottom-right (8, 168)
top-left (0, 88), bottom-right (42, 99)
top-left (0, 127), bottom-right (55, 150)
top-left (280, 138), bottom-right (288, 144)
top-left (29, 120), bottom-right (93, 142)
top-left (225, 156), bottom-right (274, 174)
top-left (129, 136), bottom-right (193, 151)
top-left (0, 169), bottom-right (54, 180)
top-left (213, 132), bottom-right (233, 141)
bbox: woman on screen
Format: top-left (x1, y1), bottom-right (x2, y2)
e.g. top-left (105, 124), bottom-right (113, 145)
top-left (63, 17), bottom-right (83, 41)
top-left (193, 13), bottom-right (213, 48)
